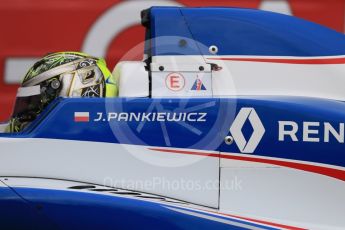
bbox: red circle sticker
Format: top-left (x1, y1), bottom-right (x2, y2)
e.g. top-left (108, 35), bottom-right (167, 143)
top-left (165, 72), bottom-right (185, 91)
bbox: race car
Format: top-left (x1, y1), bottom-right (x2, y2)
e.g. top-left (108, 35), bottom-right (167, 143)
top-left (0, 6), bottom-right (345, 230)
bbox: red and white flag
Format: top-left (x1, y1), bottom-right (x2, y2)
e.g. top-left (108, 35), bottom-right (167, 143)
top-left (74, 112), bottom-right (90, 122)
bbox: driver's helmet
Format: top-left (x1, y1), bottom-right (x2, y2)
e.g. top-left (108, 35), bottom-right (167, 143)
top-left (6, 51), bottom-right (117, 133)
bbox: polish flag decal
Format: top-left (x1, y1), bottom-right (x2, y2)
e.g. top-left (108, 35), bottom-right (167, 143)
top-left (74, 112), bottom-right (90, 122)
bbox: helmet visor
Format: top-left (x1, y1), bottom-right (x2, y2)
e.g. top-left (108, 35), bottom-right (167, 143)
top-left (12, 85), bottom-right (42, 122)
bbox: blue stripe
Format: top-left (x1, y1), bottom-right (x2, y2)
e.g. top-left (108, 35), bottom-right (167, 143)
top-left (1, 186), bottom-right (270, 230)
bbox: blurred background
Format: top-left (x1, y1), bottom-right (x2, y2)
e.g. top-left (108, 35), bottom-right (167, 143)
top-left (1, 0), bottom-right (344, 121)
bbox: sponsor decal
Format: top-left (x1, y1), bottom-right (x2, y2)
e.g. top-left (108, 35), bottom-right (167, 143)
top-left (94, 112), bottom-right (207, 122)
top-left (278, 121), bottom-right (345, 143)
top-left (74, 111), bottom-right (208, 123)
top-left (230, 108), bottom-right (265, 153)
top-left (74, 112), bottom-right (90, 122)
top-left (191, 77), bottom-right (206, 91)
top-left (229, 108), bottom-right (345, 154)
top-left (165, 73), bottom-right (185, 91)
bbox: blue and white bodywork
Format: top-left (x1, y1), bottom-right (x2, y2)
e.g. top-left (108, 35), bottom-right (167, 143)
top-left (1, 7), bottom-right (345, 230)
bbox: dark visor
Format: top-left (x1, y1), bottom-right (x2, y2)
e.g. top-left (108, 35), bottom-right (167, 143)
top-left (11, 85), bottom-right (42, 122)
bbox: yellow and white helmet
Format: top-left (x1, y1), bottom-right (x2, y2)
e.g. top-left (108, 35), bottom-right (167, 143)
top-left (7, 51), bottom-right (118, 132)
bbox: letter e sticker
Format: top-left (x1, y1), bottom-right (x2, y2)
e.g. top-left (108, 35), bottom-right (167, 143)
top-left (166, 73), bottom-right (185, 91)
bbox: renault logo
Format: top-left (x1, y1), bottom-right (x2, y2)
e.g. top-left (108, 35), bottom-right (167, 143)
top-left (230, 108), bottom-right (265, 153)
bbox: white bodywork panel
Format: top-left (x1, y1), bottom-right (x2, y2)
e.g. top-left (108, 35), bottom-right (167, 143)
top-left (117, 55), bottom-right (345, 101)
top-left (0, 138), bottom-right (219, 208)
top-left (152, 55), bottom-right (345, 101)
top-left (114, 61), bottom-right (149, 97)
top-left (219, 159), bottom-right (345, 230)
top-left (210, 56), bottom-right (345, 100)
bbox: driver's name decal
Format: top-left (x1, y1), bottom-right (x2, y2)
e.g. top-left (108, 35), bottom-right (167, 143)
top-left (75, 112), bottom-right (207, 122)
